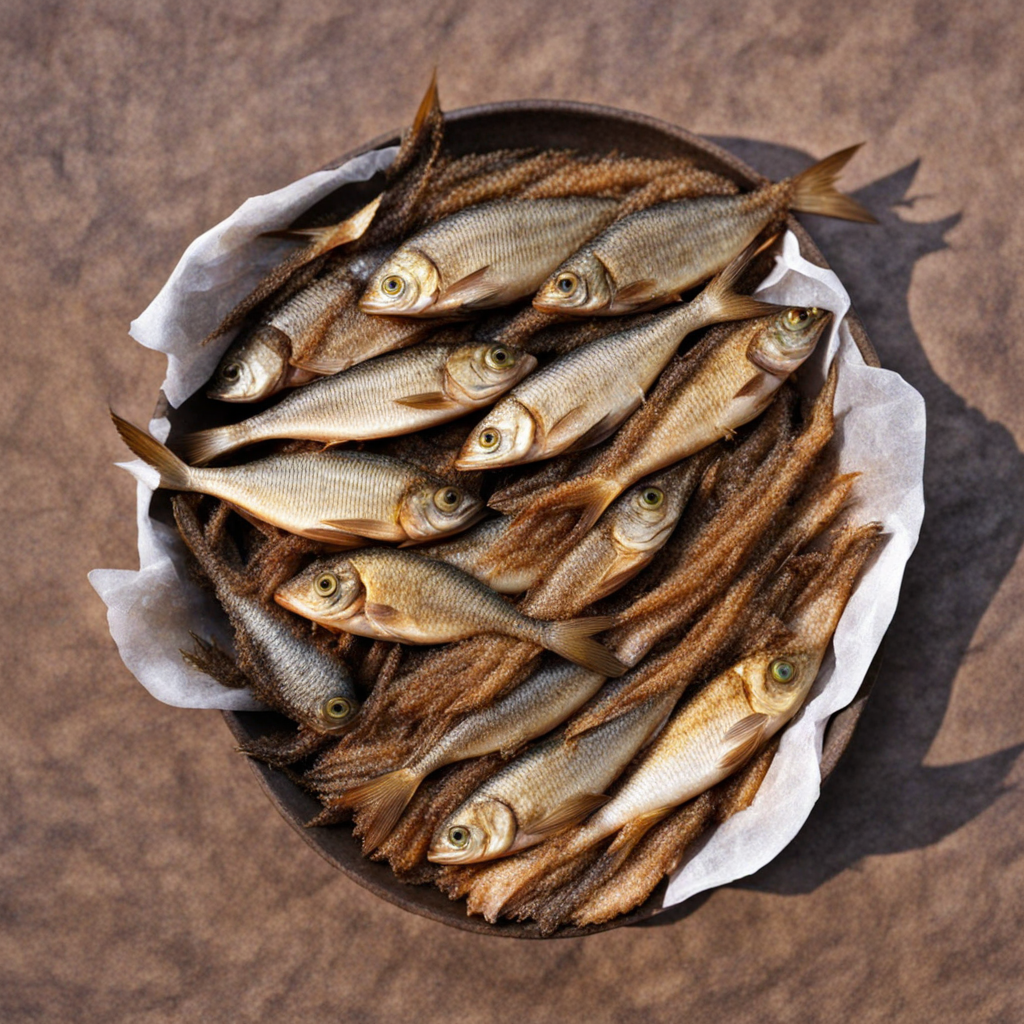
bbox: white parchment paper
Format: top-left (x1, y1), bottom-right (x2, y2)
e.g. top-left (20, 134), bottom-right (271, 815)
top-left (88, 156), bottom-right (925, 907)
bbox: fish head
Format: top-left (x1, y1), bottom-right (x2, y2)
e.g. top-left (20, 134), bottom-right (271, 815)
top-left (273, 559), bottom-right (365, 628)
top-left (611, 476), bottom-right (687, 554)
top-left (444, 343), bottom-right (538, 404)
top-left (533, 251), bottom-right (613, 314)
top-left (399, 482), bottom-right (485, 542)
top-left (749, 307), bottom-right (832, 377)
top-left (207, 325), bottom-right (292, 402)
top-left (734, 650), bottom-right (822, 720)
top-left (454, 401), bottom-right (538, 470)
top-left (427, 799), bottom-right (518, 864)
top-left (359, 249), bottom-right (441, 315)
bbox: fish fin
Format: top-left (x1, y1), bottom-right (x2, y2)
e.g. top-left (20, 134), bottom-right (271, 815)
top-left (110, 411), bottom-right (192, 490)
top-left (364, 601), bottom-right (401, 624)
top-left (320, 518), bottom-right (403, 541)
top-left (590, 560), bottom-right (646, 602)
top-left (438, 265), bottom-right (499, 308)
top-left (514, 474), bottom-right (622, 540)
top-left (411, 67), bottom-right (440, 137)
top-left (541, 405), bottom-right (594, 452)
top-left (718, 714), bottom-right (770, 772)
top-left (175, 426), bottom-right (242, 466)
top-left (344, 768), bottom-right (422, 852)
top-left (790, 145), bottom-right (877, 224)
top-left (734, 371), bottom-right (771, 398)
top-left (563, 409), bottom-right (628, 454)
top-left (260, 195), bottom-right (383, 257)
top-left (394, 391), bottom-right (457, 410)
top-left (301, 525), bottom-right (367, 547)
top-left (699, 238), bottom-right (783, 324)
top-left (542, 616), bottom-right (626, 677)
top-left (519, 793), bottom-right (610, 839)
top-left (611, 279), bottom-right (660, 307)
top-left (288, 350), bottom-right (353, 374)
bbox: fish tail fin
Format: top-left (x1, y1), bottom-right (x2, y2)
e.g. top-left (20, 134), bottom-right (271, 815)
top-left (412, 67), bottom-right (440, 136)
top-left (699, 237), bottom-right (784, 325)
top-left (790, 144), bottom-right (877, 224)
top-left (175, 424), bottom-right (247, 466)
top-left (541, 616), bottom-right (626, 677)
top-left (111, 411), bottom-right (193, 490)
top-left (346, 768), bottom-right (423, 853)
top-left (260, 195), bottom-right (382, 259)
top-left (513, 474), bottom-right (622, 542)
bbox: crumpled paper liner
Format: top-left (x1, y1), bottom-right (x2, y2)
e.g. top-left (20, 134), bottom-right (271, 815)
top-left (89, 151), bottom-right (925, 912)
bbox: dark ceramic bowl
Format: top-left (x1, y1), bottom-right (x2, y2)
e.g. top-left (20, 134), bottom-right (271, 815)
top-left (208, 100), bottom-right (882, 938)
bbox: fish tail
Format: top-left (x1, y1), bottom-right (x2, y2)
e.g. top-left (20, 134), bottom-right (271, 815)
top-left (345, 768), bottom-right (423, 853)
top-left (175, 423), bottom-right (247, 466)
top-left (790, 144), bottom-right (877, 224)
top-left (260, 195), bottom-right (382, 259)
top-left (541, 616), bottom-right (626, 677)
top-left (699, 238), bottom-right (783, 325)
top-left (512, 474), bottom-right (622, 542)
top-left (111, 411), bottom-right (193, 490)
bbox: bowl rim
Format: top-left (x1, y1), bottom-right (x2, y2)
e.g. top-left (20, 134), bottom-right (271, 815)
top-left (220, 96), bottom-right (882, 938)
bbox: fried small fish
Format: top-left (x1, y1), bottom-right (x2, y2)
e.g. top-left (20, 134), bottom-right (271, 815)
top-left (112, 413), bottom-right (482, 545)
top-left (180, 339), bottom-right (536, 465)
top-left (455, 244), bottom-right (778, 469)
top-left (533, 145), bottom-right (874, 315)
top-left (360, 198), bottom-right (620, 317)
top-left (273, 548), bottom-right (626, 677)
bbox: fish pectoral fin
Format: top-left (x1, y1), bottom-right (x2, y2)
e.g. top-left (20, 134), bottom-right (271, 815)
top-left (301, 525), bottom-right (367, 547)
top-left (610, 279), bottom-right (660, 308)
top-left (563, 408), bottom-right (629, 454)
top-left (394, 391), bottom-right (458, 410)
top-left (438, 265), bottom-right (499, 308)
top-left (718, 713), bottom-right (771, 772)
top-left (320, 518), bottom-right (403, 542)
top-left (363, 602), bottom-right (414, 640)
top-left (518, 793), bottom-right (610, 839)
top-left (734, 371), bottom-right (770, 398)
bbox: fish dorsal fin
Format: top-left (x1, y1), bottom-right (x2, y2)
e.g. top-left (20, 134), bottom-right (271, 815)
top-left (439, 265), bottom-right (498, 308)
top-left (319, 518), bottom-right (403, 542)
top-left (394, 391), bottom-right (456, 410)
top-left (718, 713), bottom-right (770, 772)
top-left (611, 279), bottom-right (660, 308)
top-left (518, 793), bottom-right (610, 839)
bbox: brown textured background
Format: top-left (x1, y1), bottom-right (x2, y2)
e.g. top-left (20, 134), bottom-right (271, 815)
top-left (3, 1), bottom-right (1023, 1021)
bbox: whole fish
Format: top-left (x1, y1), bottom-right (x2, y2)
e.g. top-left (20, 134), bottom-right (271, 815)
top-left (462, 521), bottom-right (881, 923)
top-left (171, 496), bottom-right (361, 735)
top-left (455, 245), bottom-right (778, 469)
top-left (428, 688), bottom-right (675, 865)
top-left (505, 305), bottom-right (832, 538)
top-left (533, 145), bottom-right (875, 315)
top-left (180, 339), bottom-right (536, 465)
top-left (359, 197), bottom-right (620, 317)
top-left (273, 547), bottom-right (626, 677)
top-left (111, 413), bottom-right (483, 545)
top-left (339, 660), bottom-right (607, 851)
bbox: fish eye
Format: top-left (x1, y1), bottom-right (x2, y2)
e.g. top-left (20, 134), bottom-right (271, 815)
top-left (478, 428), bottom-right (500, 450)
top-left (323, 696), bottom-right (355, 721)
top-left (485, 345), bottom-right (513, 370)
top-left (221, 362), bottom-right (242, 382)
top-left (447, 826), bottom-right (471, 849)
top-left (784, 308), bottom-right (811, 331)
top-left (555, 273), bottom-right (578, 295)
top-left (638, 487), bottom-right (664, 510)
top-left (770, 658), bottom-right (796, 684)
top-left (381, 275), bottom-right (405, 297)
top-left (314, 572), bottom-right (338, 597)
top-left (434, 486), bottom-right (462, 512)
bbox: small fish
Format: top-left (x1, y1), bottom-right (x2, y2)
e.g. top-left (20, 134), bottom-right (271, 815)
top-left (359, 197), bottom-right (620, 317)
top-left (171, 496), bottom-right (361, 735)
top-left (427, 688), bottom-right (675, 865)
top-left (207, 324), bottom-right (320, 402)
top-left (112, 413), bottom-right (483, 545)
top-left (533, 145), bottom-right (875, 315)
top-left (339, 660), bottom-right (607, 851)
top-left (505, 306), bottom-right (832, 539)
top-left (273, 548), bottom-right (627, 676)
top-left (179, 340), bottom-right (536, 465)
top-left (455, 244), bottom-right (778, 469)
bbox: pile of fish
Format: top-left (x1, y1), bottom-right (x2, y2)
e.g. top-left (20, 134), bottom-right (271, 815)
top-left (113, 78), bottom-right (882, 933)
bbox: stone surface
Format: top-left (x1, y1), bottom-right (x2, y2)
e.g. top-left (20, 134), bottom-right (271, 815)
top-left (2, 1), bottom-right (1023, 1020)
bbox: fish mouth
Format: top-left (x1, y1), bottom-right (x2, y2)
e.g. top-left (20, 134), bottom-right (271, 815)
top-left (273, 590), bottom-right (314, 620)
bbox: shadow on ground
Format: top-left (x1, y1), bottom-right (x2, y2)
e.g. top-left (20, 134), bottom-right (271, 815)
top-left (638, 141), bottom-right (1024, 927)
